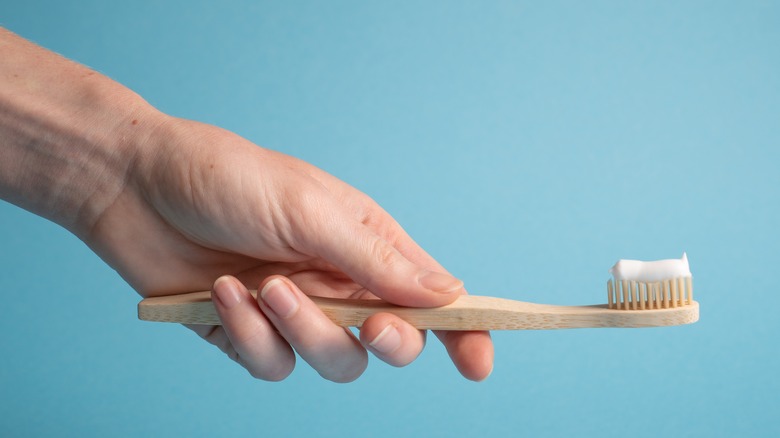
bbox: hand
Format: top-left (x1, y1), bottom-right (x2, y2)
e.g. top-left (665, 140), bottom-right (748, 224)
top-left (0, 28), bottom-right (492, 382)
top-left (85, 116), bottom-right (494, 382)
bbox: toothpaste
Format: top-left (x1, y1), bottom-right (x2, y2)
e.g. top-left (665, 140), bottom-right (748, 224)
top-left (609, 253), bottom-right (691, 282)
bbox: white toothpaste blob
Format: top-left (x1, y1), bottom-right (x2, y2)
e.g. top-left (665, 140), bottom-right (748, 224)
top-left (609, 253), bottom-right (691, 282)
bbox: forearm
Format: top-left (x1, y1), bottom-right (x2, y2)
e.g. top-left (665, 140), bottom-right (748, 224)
top-left (0, 28), bottom-right (161, 237)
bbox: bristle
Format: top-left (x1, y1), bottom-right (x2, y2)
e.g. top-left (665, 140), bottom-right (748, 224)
top-left (647, 283), bottom-right (661, 309)
top-left (607, 276), bottom-right (694, 310)
top-left (677, 277), bottom-right (685, 306)
top-left (646, 283), bottom-right (652, 308)
top-left (675, 278), bottom-right (682, 306)
top-left (663, 280), bottom-right (670, 308)
top-left (622, 280), bottom-right (628, 310)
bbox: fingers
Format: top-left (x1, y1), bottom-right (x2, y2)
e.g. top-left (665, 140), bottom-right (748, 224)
top-left (269, 168), bottom-right (493, 380)
top-left (296, 205), bottom-right (464, 308)
top-left (359, 313), bottom-right (426, 367)
top-left (302, 206), bottom-right (494, 380)
top-left (209, 275), bottom-right (429, 382)
top-left (211, 276), bottom-right (295, 381)
top-left (364, 209), bottom-right (495, 381)
top-left (360, 315), bottom-right (491, 382)
top-left (359, 313), bottom-right (492, 383)
top-left (436, 330), bottom-right (494, 381)
top-left (257, 276), bottom-right (368, 383)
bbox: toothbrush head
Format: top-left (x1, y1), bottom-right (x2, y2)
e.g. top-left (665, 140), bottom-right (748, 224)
top-left (607, 254), bottom-right (694, 310)
top-left (608, 276), bottom-right (693, 310)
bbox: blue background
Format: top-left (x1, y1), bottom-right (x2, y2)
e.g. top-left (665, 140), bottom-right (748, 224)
top-left (1, 1), bottom-right (778, 437)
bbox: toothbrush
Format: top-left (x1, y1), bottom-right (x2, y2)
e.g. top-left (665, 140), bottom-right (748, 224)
top-left (138, 290), bottom-right (698, 330)
top-left (138, 256), bottom-right (699, 330)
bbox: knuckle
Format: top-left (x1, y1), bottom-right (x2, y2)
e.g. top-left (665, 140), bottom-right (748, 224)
top-left (368, 236), bottom-right (398, 269)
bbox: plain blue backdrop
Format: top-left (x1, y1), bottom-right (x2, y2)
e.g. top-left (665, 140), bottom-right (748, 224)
top-left (1, 1), bottom-right (778, 437)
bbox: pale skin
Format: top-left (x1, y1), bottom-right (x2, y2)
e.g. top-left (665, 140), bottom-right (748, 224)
top-left (0, 28), bottom-right (493, 382)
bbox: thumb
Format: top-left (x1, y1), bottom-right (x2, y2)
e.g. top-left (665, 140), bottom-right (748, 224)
top-left (296, 211), bottom-right (464, 307)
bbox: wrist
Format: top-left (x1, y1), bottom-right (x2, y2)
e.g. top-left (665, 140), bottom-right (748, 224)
top-left (0, 28), bottom-right (165, 237)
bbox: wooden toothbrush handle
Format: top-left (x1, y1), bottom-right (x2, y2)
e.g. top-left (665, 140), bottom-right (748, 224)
top-left (138, 292), bottom-right (699, 330)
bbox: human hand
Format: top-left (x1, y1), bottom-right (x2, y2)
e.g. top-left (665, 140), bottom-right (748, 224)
top-left (0, 27), bottom-right (492, 382)
top-left (85, 116), bottom-right (494, 382)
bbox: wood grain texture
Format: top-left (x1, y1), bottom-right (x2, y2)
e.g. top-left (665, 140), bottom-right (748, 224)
top-left (138, 292), bottom-right (700, 330)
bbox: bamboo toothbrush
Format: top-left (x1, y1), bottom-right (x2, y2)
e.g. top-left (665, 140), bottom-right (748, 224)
top-left (138, 256), bottom-right (699, 330)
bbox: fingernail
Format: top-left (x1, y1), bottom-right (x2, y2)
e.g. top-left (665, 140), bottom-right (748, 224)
top-left (260, 279), bottom-right (299, 319)
top-left (418, 270), bottom-right (463, 294)
top-left (213, 276), bottom-right (242, 309)
top-left (369, 324), bottom-right (401, 355)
